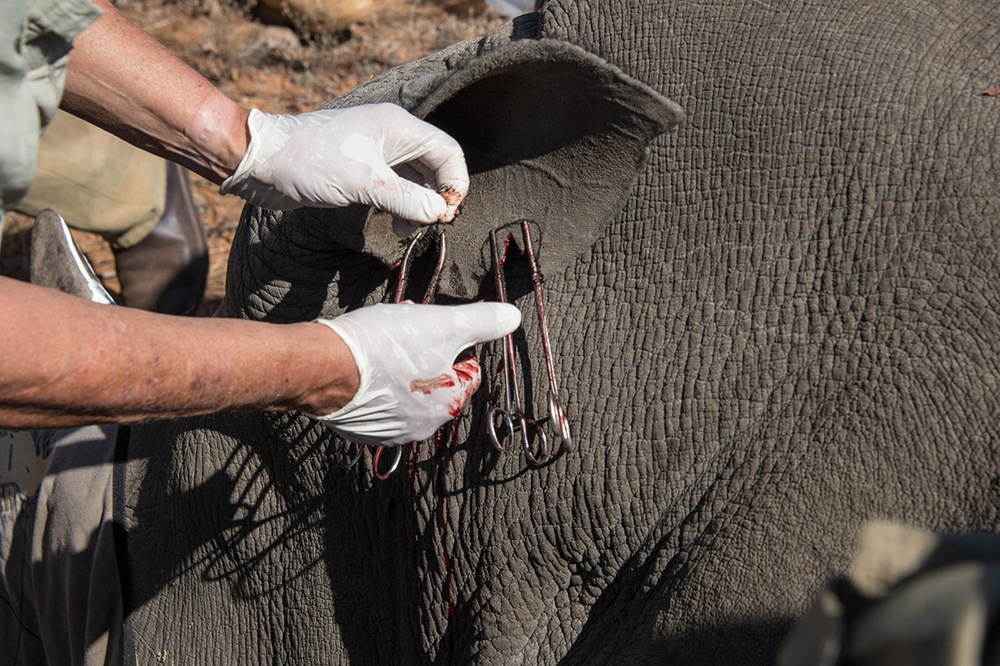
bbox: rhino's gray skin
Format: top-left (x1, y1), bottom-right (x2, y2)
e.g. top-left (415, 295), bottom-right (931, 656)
top-left (120, 1), bottom-right (1000, 664)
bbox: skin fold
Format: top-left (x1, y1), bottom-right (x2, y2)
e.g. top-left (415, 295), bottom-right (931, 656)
top-left (116, 1), bottom-right (1000, 664)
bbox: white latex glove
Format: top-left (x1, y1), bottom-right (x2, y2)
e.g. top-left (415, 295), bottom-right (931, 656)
top-left (311, 302), bottom-right (521, 447)
top-left (219, 104), bottom-right (468, 229)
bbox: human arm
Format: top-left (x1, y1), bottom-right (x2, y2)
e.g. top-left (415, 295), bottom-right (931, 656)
top-left (0, 276), bottom-right (357, 428)
top-left (0, 278), bottom-right (520, 439)
top-left (60, 0), bottom-right (250, 188)
top-left (60, 0), bottom-right (467, 224)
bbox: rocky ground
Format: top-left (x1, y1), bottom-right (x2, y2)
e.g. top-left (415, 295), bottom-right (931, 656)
top-left (0, 0), bottom-right (507, 314)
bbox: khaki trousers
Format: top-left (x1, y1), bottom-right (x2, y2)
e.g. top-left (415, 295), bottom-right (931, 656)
top-left (0, 425), bottom-right (122, 666)
top-left (12, 110), bottom-right (166, 250)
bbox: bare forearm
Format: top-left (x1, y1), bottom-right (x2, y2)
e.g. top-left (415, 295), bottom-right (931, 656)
top-left (60, 0), bottom-right (249, 184)
top-left (0, 278), bottom-right (357, 429)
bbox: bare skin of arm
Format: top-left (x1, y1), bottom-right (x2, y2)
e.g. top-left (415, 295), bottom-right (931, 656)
top-left (60, 0), bottom-right (250, 185)
top-left (0, 1), bottom-right (359, 428)
top-left (0, 277), bottom-right (359, 429)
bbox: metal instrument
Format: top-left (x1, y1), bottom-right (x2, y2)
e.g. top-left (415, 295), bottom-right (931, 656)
top-left (332, 230), bottom-right (448, 479)
top-left (487, 220), bottom-right (573, 465)
top-left (520, 221), bottom-right (573, 453)
top-left (332, 219), bottom-right (573, 474)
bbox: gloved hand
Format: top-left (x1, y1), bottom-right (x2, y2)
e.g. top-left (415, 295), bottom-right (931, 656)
top-left (219, 104), bottom-right (468, 230)
top-left (311, 302), bottom-right (521, 446)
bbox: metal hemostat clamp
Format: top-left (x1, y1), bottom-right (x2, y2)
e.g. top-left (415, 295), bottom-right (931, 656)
top-left (487, 220), bottom-right (573, 465)
top-left (332, 230), bottom-right (448, 479)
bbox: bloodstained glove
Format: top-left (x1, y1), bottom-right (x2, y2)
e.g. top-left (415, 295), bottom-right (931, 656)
top-left (310, 302), bottom-right (521, 447)
top-left (219, 104), bottom-right (468, 230)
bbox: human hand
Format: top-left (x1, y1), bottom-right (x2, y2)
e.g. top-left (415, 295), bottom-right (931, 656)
top-left (219, 104), bottom-right (468, 231)
top-left (310, 302), bottom-right (521, 446)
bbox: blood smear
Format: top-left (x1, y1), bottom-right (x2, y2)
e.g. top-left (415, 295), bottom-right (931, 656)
top-left (410, 374), bottom-right (456, 395)
top-left (447, 359), bottom-right (481, 417)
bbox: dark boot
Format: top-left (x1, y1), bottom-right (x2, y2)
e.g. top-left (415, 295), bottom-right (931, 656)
top-left (113, 163), bottom-right (209, 315)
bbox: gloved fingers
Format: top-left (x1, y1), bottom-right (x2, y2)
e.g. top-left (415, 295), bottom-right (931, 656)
top-left (382, 132), bottom-right (468, 194)
top-left (393, 158), bottom-right (465, 224)
top-left (374, 106), bottom-right (469, 220)
top-left (389, 161), bottom-right (440, 236)
top-left (393, 146), bottom-right (467, 223)
top-left (393, 161), bottom-right (435, 189)
top-left (361, 170), bottom-right (452, 225)
top-left (402, 144), bottom-right (469, 202)
top-left (392, 216), bottom-right (422, 238)
top-left (443, 302), bottom-right (522, 352)
top-left (379, 302), bottom-right (522, 362)
top-left (326, 302), bottom-right (520, 351)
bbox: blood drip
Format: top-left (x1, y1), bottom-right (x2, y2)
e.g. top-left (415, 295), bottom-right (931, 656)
top-left (435, 425), bottom-right (456, 621)
top-left (406, 439), bottom-right (425, 664)
top-left (408, 411), bottom-right (468, 662)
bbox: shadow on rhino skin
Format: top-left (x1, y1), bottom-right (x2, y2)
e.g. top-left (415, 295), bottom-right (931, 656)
top-left (124, 418), bottom-right (333, 604)
top-left (122, 413), bottom-right (426, 662)
top-left (556, 553), bottom-right (796, 664)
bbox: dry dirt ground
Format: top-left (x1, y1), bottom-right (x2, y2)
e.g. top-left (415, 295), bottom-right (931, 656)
top-left (0, 0), bottom-right (505, 315)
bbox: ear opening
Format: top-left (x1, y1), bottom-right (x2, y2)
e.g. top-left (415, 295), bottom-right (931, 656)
top-left (395, 38), bottom-right (684, 298)
top-left (256, 36), bottom-right (684, 303)
top-left (419, 42), bottom-right (679, 176)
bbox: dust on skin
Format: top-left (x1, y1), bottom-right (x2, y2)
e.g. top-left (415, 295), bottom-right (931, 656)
top-left (409, 355), bottom-right (481, 418)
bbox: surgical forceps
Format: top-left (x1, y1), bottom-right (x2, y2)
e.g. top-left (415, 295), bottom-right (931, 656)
top-left (487, 220), bottom-right (573, 465)
top-left (332, 230), bottom-right (448, 478)
top-left (372, 229), bottom-right (447, 479)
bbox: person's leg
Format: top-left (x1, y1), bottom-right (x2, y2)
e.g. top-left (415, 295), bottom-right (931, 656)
top-left (1, 425), bottom-right (122, 666)
top-left (15, 110), bottom-right (208, 315)
top-left (16, 110), bottom-right (166, 247)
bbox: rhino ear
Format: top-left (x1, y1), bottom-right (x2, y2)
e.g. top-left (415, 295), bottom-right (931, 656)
top-left (359, 38), bottom-right (684, 299)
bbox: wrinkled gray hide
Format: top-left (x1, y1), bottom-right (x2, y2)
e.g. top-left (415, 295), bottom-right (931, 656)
top-left (119, 1), bottom-right (1000, 664)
